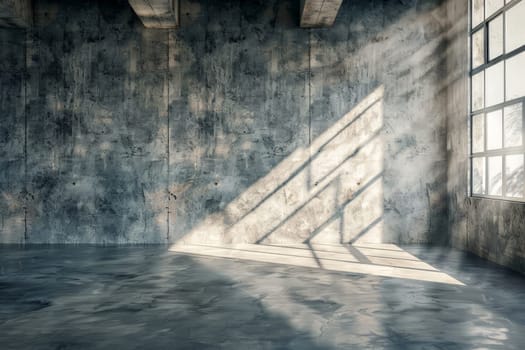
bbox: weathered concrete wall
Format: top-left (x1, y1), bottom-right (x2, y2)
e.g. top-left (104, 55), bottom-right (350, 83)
top-left (308, 0), bottom-right (449, 245)
top-left (446, 1), bottom-right (525, 273)
top-left (24, 0), bottom-right (170, 243)
top-left (0, 0), bottom-right (450, 244)
top-left (0, 28), bottom-right (26, 243)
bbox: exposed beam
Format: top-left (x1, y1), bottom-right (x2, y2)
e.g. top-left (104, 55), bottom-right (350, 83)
top-left (300, 0), bottom-right (343, 28)
top-left (0, 0), bottom-right (32, 28)
top-left (128, 0), bottom-right (179, 29)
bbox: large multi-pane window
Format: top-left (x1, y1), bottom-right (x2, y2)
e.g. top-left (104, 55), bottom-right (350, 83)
top-left (470, 0), bottom-right (525, 201)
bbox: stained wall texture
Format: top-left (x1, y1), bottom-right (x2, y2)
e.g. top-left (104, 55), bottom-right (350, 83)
top-left (0, 0), bottom-right (450, 244)
top-left (0, 28), bottom-right (26, 243)
top-left (446, 1), bottom-right (525, 274)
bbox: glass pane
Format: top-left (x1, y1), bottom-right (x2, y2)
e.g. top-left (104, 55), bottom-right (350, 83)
top-left (505, 52), bottom-right (525, 101)
top-left (488, 156), bottom-right (503, 196)
top-left (505, 0), bottom-right (525, 53)
top-left (473, 157), bottom-right (486, 194)
top-left (486, 0), bottom-right (504, 18)
top-left (486, 62), bottom-right (504, 107)
top-left (488, 15), bottom-right (503, 60)
top-left (473, 0), bottom-right (484, 28)
top-left (506, 155), bottom-right (524, 198)
top-left (472, 113), bottom-right (485, 153)
top-left (487, 109), bottom-right (503, 150)
top-left (504, 104), bottom-right (523, 147)
top-left (472, 71), bottom-right (485, 111)
top-left (472, 28), bottom-right (485, 68)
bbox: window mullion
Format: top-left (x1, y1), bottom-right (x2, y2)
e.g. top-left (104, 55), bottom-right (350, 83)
top-left (470, 0), bottom-right (525, 201)
top-left (523, 102), bottom-right (525, 198)
top-left (484, 21), bottom-right (489, 66)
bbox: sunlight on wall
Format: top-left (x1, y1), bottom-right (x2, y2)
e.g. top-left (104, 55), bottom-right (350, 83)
top-left (168, 86), bottom-right (465, 285)
top-left (0, 192), bottom-right (25, 243)
top-left (174, 86), bottom-right (385, 245)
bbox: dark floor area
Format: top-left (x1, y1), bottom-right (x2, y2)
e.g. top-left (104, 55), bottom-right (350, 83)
top-left (0, 245), bottom-right (524, 349)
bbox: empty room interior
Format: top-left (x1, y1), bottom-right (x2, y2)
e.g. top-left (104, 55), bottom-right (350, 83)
top-left (1, 0), bottom-right (525, 348)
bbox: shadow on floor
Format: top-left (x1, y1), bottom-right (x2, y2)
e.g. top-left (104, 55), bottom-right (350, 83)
top-left (1, 245), bottom-right (525, 349)
top-left (0, 246), bottom-right (332, 349)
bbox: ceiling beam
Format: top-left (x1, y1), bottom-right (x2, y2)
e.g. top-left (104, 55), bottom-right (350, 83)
top-left (300, 0), bottom-right (343, 28)
top-left (128, 0), bottom-right (179, 29)
top-left (0, 0), bottom-right (32, 28)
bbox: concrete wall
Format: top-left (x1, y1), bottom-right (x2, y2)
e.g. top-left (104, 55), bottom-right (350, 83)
top-left (446, 1), bottom-right (525, 273)
top-left (0, 28), bottom-right (26, 242)
top-left (0, 0), bottom-right (450, 244)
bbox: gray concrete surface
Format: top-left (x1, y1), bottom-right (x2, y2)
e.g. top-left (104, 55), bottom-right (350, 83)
top-left (128, 0), bottom-right (179, 28)
top-left (0, 0), bottom-right (32, 28)
top-left (0, 245), bottom-right (524, 349)
top-left (0, 0), bottom-right (450, 245)
top-left (300, 0), bottom-right (343, 28)
top-left (0, 28), bottom-right (26, 243)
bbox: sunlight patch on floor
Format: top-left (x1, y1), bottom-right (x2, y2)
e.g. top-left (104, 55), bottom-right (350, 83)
top-left (170, 242), bottom-right (464, 286)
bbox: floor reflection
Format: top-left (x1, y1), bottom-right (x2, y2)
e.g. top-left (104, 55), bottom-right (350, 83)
top-left (170, 242), bottom-right (464, 285)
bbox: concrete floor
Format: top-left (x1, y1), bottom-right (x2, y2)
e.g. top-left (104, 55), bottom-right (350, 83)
top-left (0, 245), bottom-right (524, 349)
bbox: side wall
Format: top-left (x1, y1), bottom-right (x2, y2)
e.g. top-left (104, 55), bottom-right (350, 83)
top-left (446, 0), bottom-right (525, 273)
top-left (0, 28), bottom-right (26, 243)
top-left (0, 0), bottom-right (450, 244)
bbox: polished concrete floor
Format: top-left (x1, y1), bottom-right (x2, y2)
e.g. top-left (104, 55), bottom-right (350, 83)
top-left (0, 245), bottom-right (524, 349)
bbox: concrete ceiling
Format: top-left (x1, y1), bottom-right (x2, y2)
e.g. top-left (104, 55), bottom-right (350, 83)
top-left (0, 0), bottom-right (32, 28)
top-left (300, 0), bottom-right (344, 28)
top-left (0, 0), bottom-right (342, 30)
top-left (127, 0), bottom-right (343, 29)
top-left (128, 0), bottom-right (179, 29)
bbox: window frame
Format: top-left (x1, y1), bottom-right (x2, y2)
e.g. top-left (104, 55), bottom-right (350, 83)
top-left (469, 0), bottom-right (525, 202)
